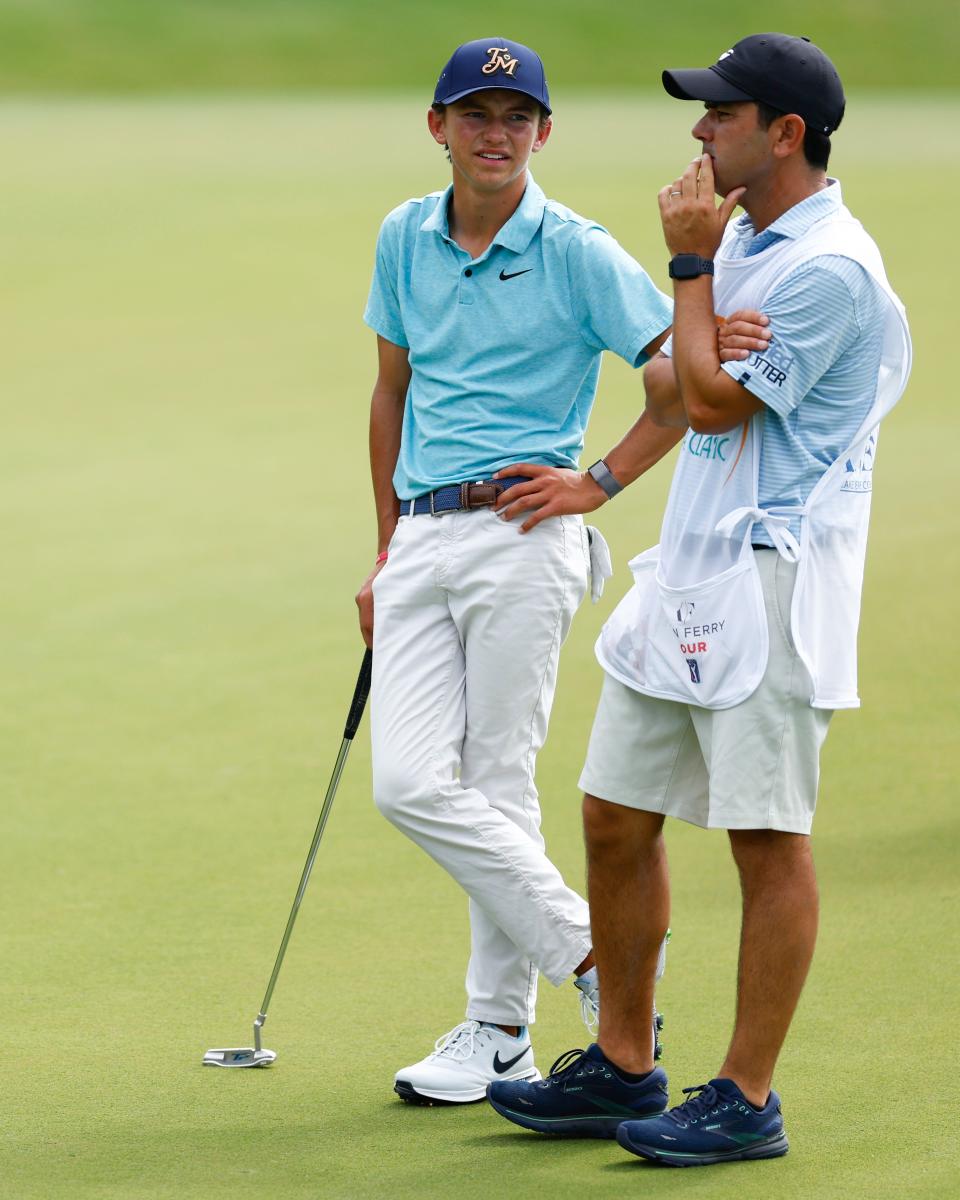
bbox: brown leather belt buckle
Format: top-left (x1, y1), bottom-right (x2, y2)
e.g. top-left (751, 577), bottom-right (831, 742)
top-left (460, 481), bottom-right (500, 509)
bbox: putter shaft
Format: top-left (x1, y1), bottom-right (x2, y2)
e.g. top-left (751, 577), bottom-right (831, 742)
top-left (248, 647), bottom-right (372, 1052)
top-left (253, 739), bottom-right (351, 1048)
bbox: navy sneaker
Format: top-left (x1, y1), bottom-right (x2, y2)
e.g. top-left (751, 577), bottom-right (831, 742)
top-left (487, 1043), bottom-right (668, 1137)
top-left (616, 1077), bottom-right (789, 1166)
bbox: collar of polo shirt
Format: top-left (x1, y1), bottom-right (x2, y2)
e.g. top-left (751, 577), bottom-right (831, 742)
top-left (419, 175), bottom-right (547, 258)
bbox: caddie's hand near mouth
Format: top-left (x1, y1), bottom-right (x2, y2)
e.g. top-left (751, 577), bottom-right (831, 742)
top-left (658, 154), bottom-right (745, 260)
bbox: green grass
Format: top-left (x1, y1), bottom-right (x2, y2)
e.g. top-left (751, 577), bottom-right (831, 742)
top-left (0, 0), bottom-right (958, 91)
top-left (1, 96), bottom-right (958, 1198)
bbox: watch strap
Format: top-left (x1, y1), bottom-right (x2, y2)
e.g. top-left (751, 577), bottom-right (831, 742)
top-left (668, 254), bottom-right (715, 280)
top-left (587, 459), bottom-right (623, 499)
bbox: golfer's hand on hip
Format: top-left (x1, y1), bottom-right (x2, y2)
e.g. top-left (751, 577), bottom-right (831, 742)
top-left (492, 464), bottom-right (606, 534)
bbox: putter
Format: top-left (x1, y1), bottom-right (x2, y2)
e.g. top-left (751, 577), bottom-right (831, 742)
top-left (203, 647), bottom-right (373, 1068)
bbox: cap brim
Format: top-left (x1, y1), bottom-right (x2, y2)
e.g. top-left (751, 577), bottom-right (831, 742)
top-left (436, 82), bottom-right (551, 115)
top-left (662, 66), bottom-right (754, 104)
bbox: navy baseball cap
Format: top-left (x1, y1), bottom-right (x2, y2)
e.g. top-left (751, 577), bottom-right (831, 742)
top-left (662, 33), bottom-right (845, 135)
top-left (434, 38), bottom-right (551, 114)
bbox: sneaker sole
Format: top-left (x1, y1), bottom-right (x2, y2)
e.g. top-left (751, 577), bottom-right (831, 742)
top-left (616, 1124), bottom-right (789, 1166)
top-left (486, 1094), bottom-right (665, 1139)
top-left (395, 1069), bottom-right (540, 1107)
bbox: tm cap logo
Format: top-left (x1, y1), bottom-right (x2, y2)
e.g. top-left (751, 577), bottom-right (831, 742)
top-left (718, 49), bottom-right (734, 61)
top-left (483, 47), bottom-right (521, 77)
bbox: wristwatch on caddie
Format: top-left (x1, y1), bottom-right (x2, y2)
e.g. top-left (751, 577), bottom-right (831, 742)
top-left (668, 254), bottom-right (715, 280)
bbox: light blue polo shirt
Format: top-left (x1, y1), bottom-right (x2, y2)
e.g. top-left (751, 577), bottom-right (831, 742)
top-left (364, 175), bottom-right (672, 499)
top-left (719, 181), bottom-right (886, 544)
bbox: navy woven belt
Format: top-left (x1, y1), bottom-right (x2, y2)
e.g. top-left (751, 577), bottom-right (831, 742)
top-left (406, 476), bottom-right (530, 517)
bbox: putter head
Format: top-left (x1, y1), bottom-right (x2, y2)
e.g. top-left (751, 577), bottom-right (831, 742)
top-left (203, 1046), bottom-right (277, 1068)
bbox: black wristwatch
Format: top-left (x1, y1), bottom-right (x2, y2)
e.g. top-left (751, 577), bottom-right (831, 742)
top-left (668, 254), bottom-right (715, 280)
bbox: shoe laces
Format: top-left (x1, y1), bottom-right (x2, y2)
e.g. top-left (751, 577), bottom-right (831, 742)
top-left (430, 1021), bottom-right (488, 1062)
top-left (578, 987), bottom-right (599, 1037)
top-left (532, 1047), bottom-right (606, 1091)
top-left (547, 1048), bottom-right (590, 1079)
top-left (664, 1083), bottom-right (747, 1128)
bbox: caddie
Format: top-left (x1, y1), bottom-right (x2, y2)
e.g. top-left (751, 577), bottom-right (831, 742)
top-left (356, 36), bottom-right (680, 1105)
top-left (488, 33), bottom-right (912, 1162)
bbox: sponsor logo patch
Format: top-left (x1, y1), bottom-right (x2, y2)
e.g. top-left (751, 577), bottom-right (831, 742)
top-left (745, 340), bottom-right (794, 388)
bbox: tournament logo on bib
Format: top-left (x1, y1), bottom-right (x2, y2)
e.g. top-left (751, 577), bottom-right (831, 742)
top-left (841, 432), bottom-right (877, 493)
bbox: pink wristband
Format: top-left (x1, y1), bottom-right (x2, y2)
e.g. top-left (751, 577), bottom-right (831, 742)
top-left (376, 551), bottom-right (389, 565)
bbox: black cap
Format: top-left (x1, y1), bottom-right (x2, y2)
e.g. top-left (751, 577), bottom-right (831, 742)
top-left (662, 33), bottom-right (845, 135)
top-left (434, 38), bottom-right (551, 114)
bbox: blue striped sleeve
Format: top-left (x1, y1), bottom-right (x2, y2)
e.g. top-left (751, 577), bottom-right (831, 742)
top-left (720, 256), bottom-right (870, 417)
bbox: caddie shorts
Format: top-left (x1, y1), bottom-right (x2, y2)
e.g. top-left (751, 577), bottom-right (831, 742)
top-left (579, 549), bottom-right (833, 834)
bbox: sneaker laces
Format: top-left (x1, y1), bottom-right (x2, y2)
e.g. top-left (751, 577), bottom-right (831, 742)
top-left (430, 1021), bottom-right (487, 1062)
top-left (578, 987), bottom-right (599, 1037)
top-left (664, 1082), bottom-right (724, 1127)
top-left (534, 1047), bottom-right (593, 1090)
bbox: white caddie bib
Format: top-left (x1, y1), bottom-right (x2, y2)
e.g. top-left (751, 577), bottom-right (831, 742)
top-left (598, 203), bottom-right (912, 710)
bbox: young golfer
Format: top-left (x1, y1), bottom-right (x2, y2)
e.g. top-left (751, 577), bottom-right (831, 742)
top-left (356, 36), bottom-right (680, 1104)
top-left (488, 33), bottom-right (911, 1162)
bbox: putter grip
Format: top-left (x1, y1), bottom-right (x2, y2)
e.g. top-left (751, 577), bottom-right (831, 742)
top-left (343, 648), bottom-right (373, 740)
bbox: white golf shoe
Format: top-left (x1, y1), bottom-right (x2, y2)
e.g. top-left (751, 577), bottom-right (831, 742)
top-left (394, 1020), bottom-right (539, 1105)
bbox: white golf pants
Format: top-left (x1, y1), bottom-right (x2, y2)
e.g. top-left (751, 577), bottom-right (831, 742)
top-left (371, 506), bottom-right (593, 1025)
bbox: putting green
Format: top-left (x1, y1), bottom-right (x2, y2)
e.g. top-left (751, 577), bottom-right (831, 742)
top-left (1, 97), bottom-right (956, 1198)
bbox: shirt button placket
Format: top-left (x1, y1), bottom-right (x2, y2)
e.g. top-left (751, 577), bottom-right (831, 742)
top-left (459, 265), bottom-right (475, 305)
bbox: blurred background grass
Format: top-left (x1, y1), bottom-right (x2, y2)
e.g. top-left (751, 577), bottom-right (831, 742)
top-left (1, 3), bottom-right (958, 1199)
top-left (0, 0), bottom-right (957, 92)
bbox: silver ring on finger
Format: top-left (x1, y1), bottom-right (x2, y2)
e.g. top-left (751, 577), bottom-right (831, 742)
top-left (670, 190), bottom-right (682, 197)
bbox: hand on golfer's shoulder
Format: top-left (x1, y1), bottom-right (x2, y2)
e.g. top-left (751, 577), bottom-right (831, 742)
top-left (718, 309), bottom-right (772, 362)
top-left (493, 464), bottom-right (606, 533)
top-left (658, 154), bottom-right (745, 259)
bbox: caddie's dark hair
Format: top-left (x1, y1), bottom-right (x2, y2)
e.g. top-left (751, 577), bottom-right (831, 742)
top-left (756, 100), bottom-right (831, 170)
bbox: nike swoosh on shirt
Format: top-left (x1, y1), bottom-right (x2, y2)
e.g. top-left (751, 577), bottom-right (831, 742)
top-left (493, 1047), bottom-right (531, 1073)
top-left (499, 268), bottom-right (532, 281)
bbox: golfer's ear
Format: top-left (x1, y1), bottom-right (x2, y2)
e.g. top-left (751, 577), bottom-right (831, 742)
top-left (427, 107), bottom-right (447, 146)
top-left (533, 117), bottom-right (553, 152)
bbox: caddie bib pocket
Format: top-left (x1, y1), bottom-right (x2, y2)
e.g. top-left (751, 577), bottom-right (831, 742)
top-left (652, 552), bottom-right (768, 707)
top-left (598, 546), bottom-right (769, 710)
